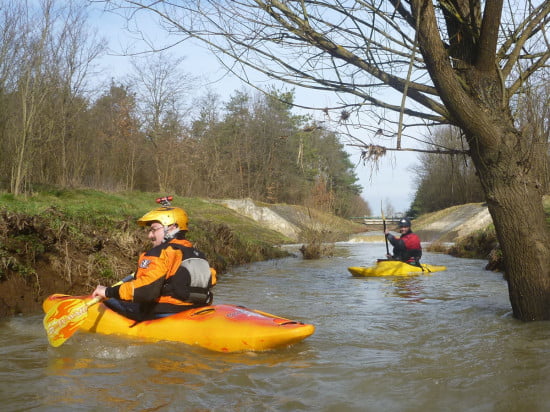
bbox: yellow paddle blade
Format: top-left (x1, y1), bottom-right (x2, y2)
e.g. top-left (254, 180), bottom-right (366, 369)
top-left (43, 297), bottom-right (99, 347)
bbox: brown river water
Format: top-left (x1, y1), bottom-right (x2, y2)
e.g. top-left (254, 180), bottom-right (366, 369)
top-left (1, 240), bottom-right (549, 411)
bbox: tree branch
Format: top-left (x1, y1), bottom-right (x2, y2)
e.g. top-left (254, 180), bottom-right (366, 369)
top-left (476, 0), bottom-right (503, 71)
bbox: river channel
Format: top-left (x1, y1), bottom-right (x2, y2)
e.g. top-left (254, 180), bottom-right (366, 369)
top-left (1, 240), bottom-right (550, 411)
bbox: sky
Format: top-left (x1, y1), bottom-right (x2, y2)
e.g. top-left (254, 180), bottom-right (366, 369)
top-left (89, 6), bottom-right (420, 215)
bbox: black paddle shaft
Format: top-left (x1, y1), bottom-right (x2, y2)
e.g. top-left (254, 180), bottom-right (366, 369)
top-left (383, 219), bottom-right (390, 255)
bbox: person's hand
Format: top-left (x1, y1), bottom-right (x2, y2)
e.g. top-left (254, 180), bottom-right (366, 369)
top-left (384, 229), bottom-right (389, 235)
top-left (92, 285), bottom-right (107, 299)
top-left (386, 253), bottom-right (392, 259)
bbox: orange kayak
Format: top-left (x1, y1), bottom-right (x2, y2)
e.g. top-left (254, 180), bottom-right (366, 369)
top-left (43, 294), bottom-right (315, 352)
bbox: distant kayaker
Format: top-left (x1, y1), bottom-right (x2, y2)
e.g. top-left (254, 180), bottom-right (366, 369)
top-left (92, 199), bottom-right (217, 321)
top-left (384, 217), bottom-right (422, 265)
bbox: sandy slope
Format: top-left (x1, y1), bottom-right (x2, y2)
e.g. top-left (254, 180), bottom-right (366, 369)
top-left (220, 198), bottom-right (494, 245)
top-left (414, 203), bottom-right (492, 243)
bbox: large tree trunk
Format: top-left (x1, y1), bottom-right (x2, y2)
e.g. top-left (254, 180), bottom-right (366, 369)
top-left (469, 127), bottom-right (550, 321)
top-left (489, 183), bottom-right (550, 320)
top-left (413, 0), bottom-right (550, 320)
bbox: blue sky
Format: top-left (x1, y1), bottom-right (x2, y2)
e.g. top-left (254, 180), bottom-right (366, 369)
top-left (90, 6), bottom-right (419, 215)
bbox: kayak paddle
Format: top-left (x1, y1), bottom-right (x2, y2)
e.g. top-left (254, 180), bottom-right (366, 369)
top-left (43, 274), bottom-right (134, 347)
top-left (381, 202), bottom-right (389, 256)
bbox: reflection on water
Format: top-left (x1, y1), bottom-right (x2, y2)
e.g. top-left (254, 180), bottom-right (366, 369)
top-left (1, 241), bottom-right (550, 411)
top-left (388, 277), bottom-right (426, 303)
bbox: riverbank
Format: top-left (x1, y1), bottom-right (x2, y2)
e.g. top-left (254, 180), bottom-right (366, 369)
top-left (1, 189), bottom-right (548, 318)
top-left (0, 189), bottom-right (365, 317)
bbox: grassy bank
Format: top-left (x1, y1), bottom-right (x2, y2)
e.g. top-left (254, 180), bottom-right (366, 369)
top-left (0, 189), bottom-right (301, 317)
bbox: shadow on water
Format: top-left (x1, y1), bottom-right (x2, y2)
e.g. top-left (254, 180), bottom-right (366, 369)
top-left (1, 241), bottom-right (550, 411)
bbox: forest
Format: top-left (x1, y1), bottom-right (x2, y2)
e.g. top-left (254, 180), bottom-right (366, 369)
top-left (1, 1), bottom-right (548, 218)
top-left (0, 1), bottom-right (371, 218)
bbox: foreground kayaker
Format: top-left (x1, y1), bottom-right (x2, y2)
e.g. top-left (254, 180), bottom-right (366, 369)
top-left (384, 217), bottom-right (422, 265)
top-left (92, 197), bottom-right (217, 321)
top-left (44, 197), bottom-right (315, 350)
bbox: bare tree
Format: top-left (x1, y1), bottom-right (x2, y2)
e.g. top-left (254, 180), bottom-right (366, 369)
top-left (100, 1), bottom-right (550, 321)
top-left (413, 126), bottom-right (484, 213)
top-left (129, 52), bottom-right (196, 192)
top-left (0, 1), bottom-right (26, 189)
top-left (383, 199), bottom-right (397, 219)
top-left (88, 82), bottom-right (143, 190)
top-left (0, 0), bottom-right (105, 193)
top-left (47, 1), bottom-right (106, 187)
top-left (5, 0), bottom-right (53, 195)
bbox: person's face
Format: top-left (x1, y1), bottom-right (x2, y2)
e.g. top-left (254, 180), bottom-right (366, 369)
top-left (147, 223), bottom-right (165, 247)
top-left (399, 225), bottom-right (410, 235)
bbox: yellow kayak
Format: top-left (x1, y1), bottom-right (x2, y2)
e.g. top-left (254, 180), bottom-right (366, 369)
top-left (43, 294), bottom-right (315, 352)
top-left (348, 260), bottom-right (447, 277)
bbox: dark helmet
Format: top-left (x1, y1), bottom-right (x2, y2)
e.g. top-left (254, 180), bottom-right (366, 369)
top-left (398, 217), bottom-right (412, 228)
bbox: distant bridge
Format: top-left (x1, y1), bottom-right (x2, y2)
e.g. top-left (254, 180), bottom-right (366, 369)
top-left (349, 216), bottom-right (404, 226)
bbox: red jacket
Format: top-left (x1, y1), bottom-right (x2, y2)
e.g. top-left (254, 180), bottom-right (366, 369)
top-left (387, 230), bottom-right (422, 263)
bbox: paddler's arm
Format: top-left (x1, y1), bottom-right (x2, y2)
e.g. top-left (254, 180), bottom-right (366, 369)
top-left (383, 230), bottom-right (394, 258)
top-left (92, 284), bottom-right (122, 299)
top-left (117, 250), bottom-right (171, 302)
top-left (92, 284), bottom-right (120, 299)
top-left (384, 230), bottom-right (397, 245)
top-left (92, 273), bottom-right (135, 300)
top-left (92, 285), bottom-right (107, 299)
top-left (96, 265), bottom-right (163, 302)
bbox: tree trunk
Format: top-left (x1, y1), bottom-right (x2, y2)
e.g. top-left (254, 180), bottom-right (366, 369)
top-left (412, 0), bottom-right (550, 320)
top-left (470, 128), bottom-right (550, 320)
top-left (488, 185), bottom-right (550, 320)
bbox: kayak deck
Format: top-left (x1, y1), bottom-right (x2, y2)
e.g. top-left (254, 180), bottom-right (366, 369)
top-left (348, 260), bottom-right (446, 277)
top-left (43, 294), bottom-right (315, 352)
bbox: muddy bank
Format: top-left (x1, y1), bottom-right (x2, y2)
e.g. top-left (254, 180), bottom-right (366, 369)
top-left (0, 195), bottom-right (364, 318)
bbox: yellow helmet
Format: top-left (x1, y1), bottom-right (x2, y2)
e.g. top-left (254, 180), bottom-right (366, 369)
top-left (137, 206), bottom-right (189, 230)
